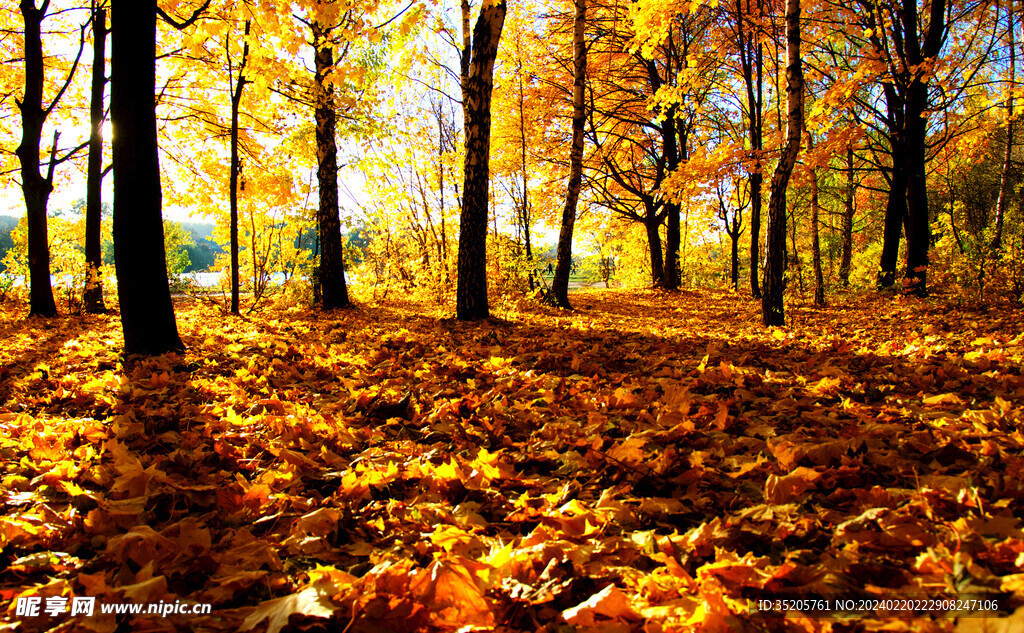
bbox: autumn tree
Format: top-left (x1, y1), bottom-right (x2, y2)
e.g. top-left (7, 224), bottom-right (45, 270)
top-left (309, 14), bottom-right (351, 311)
top-left (761, 0), bottom-right (802, 326)
top-left (456, 0), bottom-right (506, 320)
top-left (16, 0), bottom-right (87, 318)
top-left (991, 0), bottom-right (1017, 250)
top-left (716, 178), bottom-right (747, 290)
top-left (729, 0), bottom-right (766, 298)
top-left (227, 18), bottom-right (251, 314)
top-left (109, 0), bottom-right (209, 354)
top-left (83, 1), bottom-right (106, 314)
top-left (549, 0), bottom-right (586, 309)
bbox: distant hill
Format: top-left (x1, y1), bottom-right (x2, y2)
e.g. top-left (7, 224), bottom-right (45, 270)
top-left (179, 221), bottom-right (224, 273)
top-left (0, 215), bottom-right (18, 271)
top-left (0, 215), bottom-right (227, 274)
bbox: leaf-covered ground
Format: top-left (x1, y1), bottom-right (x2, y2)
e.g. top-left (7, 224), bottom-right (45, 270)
top-left (1, 289), bottom-right (1023, 633)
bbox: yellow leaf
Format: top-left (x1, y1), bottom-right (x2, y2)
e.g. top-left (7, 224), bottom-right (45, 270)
top-left (240, 584), bottom-right (336, 633)
top-left (563, 584), bottom-right (638, 626)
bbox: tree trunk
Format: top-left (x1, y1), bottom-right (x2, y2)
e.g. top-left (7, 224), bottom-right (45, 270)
top-left (901, 0), bottom-right (945, 296)
top-left (737, 0), bottom-right (765, 299)
top-left (838, 146), bottom-right (855, 287)
top-left (761, 0), bottom-right (802, 326)
top-left (228, 22), bottom-right (250, 314)
top-left (516, 66), bottom-right (534, 289)
top-left (456, 0), bottom-right (506, 320)
top-left (730, 229), bottom-right (740, 290)
top-left (312, 23), bottom-right (350, 310)
top-left (551, 0), bottom-right (585, 309)
top-left (645, 205), bottom-right (666, 288)
top-left (84, 6), bottom-right (107, 314)
top-left (992, 0), bottom-right (1015, 250)
top-left (662, 108), bottom-right (681, 291)
top-left (808, 134), bottom-right (824, 306)
top-left (17, 0), bottom-right (58, 318)
top-left (110, 0), bottom-right (182, 354)
top-left (877, 136), bottom-right (906, 289)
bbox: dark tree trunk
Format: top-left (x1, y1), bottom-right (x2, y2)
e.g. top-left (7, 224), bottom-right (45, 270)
top-left (839, 146), bottom-right (855, 287)
top-left (808, 135), bottom-right (824, 306)
top-left (228, 22), bottom-right (250, 315)
top-left (312, 24), bottom-right (350, 310)
top-left (662, 110), bottom-right (681, 291)
top-left (904, 88), bottom-right (930, 295)
top-left (84, 6), bottom-right (107, 314)
top-left (736, 0), bottom-right (765, 299)
top-left (516, 68), bottom-right (534, 289)
top-left (992, 0), bottom-right (1015, 250)
top-left (110, 0), bottom-right (182, 354)
top-left (456, 0), bottom-right (506, 320)
top-left (749, 172), bottom-right (763, 298)
top-left (901, 0), bottom-right (945, 296)
top-left (731, 233), bottom-right (740, 289)
top-left (762, 0), bottom-right (802, 326)
top-left (551, 0), bottom-right (585, 309)
top-left (645, 204), bottom-right (666, 288)
top-left (877, 139), bottom-right (906, 289)
top-left (17, 0), bottom-right (58, 318)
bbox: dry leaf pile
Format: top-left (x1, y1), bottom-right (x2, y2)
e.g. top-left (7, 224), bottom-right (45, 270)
top-left (1, 289), bottom-right (1023, 632)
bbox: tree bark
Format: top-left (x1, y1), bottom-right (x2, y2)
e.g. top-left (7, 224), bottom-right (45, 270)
top-left (110, 0), bottom-right (183, 354)
top-left (662, 110), bottom-right (681, 291)
top-left (456, 0), bottom-right (506, 320)
top-left (838, 146), bottom-right (855, 287)
top-left (645, 203), bottom-right (666, 288)
top-left (516, 63), bottom-right (534, 289)
top-left (736, 0), bottom-right (764, 299)
top-left (877, 136), bottom-right (906, 289)
top-left (312, 23), bottom-right (350, 310)
top-left (17, 0), bottom-right (59, 318)
top-left (808, 134), bottom-right (824, 306)
top-left (84, 6), bottom-right (107, 314)
top-left (761, 0), bottom-right (802, 326)
top-left (901, 0), bottom-right (945, 296)
top-left (228, 22), bottom-right (251, 314)
top-left (992, 0), bottom-right (1016, 250)
top-left (551, 0), bottom-right (585, 309)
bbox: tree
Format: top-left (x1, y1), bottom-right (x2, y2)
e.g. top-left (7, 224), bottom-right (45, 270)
top-left (456, 0), bottom-right (506, 320)
top-left (991, 0), bottom-right (1017, 250)
top-left (716, 179), bottom-right (747, 290)
top-left (807, 131), bottom-right (825, 306)
top-left (109, 0), bottom-right (207, 354)
top-left (310, 14), bottom-right (351, 311)
top-left (728, 0), bottom-right (765, 298)
top-left (228, 19), bottom-right (252, 314)
top-left (16, 0), bottom-right (87, 317)
top-left (550, 0), bottom-right (586, 309)
top-left (83, 2), bottom-right (107, 314)
top-left (761, 0), bottom-right (802, 326)
top-left (838, 146), bottom-right (856, 287)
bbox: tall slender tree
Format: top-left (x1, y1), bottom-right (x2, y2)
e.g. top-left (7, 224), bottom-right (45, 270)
top-left (228, 20), bottom-right (251, 315)
top-left (992, 0), bottom-right (1017, 250)
top-left (550, 0), bottom-right (586, 309)
top-left (762, 0), bottom-right (803, 326)
top-left (110, 0), bottom-right (208, 354)
top-left (730, 0), bottom-right (765, 298)
top-left (84, 2), bottom-right (107, 314)
top-left (17, 0), bottom-right (87, 318)
top-left (456, 0), bottom-right (506, 320)
top-left (311, 17), bottom-right (351, 311)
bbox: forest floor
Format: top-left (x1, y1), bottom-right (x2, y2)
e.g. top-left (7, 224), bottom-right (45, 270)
top-left (0, 288), bottom-right (1023, 633)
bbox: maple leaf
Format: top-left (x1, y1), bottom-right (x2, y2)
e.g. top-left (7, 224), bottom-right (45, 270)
top-left (240, 583), bottom-right (337, 633)
top-left (562, 584), bottom-right (638, 626)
